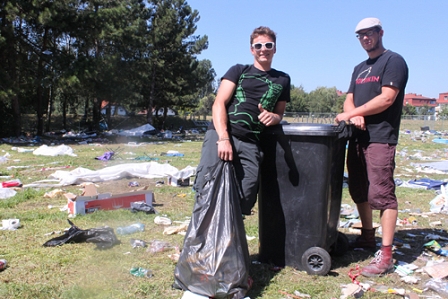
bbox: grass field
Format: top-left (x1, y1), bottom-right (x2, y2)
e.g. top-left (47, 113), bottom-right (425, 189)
top-left (1, 118), bottom-right (448, 298)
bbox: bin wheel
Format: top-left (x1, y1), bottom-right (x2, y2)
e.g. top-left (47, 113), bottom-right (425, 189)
top-left (331, 232), bottom-right (349, 257)
top-left (301, 247), bottom-right (331, 276)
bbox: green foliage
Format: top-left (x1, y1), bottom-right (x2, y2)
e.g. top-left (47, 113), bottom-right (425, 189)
top-left (286, 86), bottom-right (344, 113)
top-left (403, 103), bottom-right (417, 116)
top-left (0, 0), bottom-right (212, 136)
top-left (286, 84), bottom-right (309, 112)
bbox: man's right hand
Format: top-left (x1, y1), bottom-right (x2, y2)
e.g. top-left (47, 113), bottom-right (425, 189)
top-left (349, 116), bottom-right (366, 130)
top-left (217, 139), bottom-right (233, 161)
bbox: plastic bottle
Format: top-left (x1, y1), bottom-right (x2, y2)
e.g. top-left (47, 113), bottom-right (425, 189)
top-left (116, 223), bottom-right (145, 235)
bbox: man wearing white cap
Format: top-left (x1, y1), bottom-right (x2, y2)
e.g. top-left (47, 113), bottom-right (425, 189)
top-left (335, 17), bottom-right (408, 277)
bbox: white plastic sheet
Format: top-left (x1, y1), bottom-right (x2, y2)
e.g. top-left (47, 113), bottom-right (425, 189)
top-left (0, 188), bottom-right (17, 199)
top-left (23, 162), bottom-right (196, 187)
top-left (33, 144), bottom-right (77, 157)
top-left (116, 124), bottom-right (156, 136)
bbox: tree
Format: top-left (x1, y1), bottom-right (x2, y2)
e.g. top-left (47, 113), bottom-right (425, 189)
top-left (144, 0), bottom-right (209, 125)
top-left (286, 85), bottom-right (308, 112)
top-left (402, 103), bottom-right (417, 116)
top-left (307, 86), bottom-right (340, 113)
top-left (418, 104), bottom-right (431, 116)
top-left (196, 93), bottom-right (215, 119)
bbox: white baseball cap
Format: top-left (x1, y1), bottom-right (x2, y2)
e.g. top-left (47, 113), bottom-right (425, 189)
top-left (355, 17), bottom-right (382, 33)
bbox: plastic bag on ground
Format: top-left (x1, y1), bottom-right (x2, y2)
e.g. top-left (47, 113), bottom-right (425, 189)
top-left (43, 219), bottom-right (120, 249)
top-left (0, 188), bottom-right (16, 199)
top-left (174, 161), bottom-right (250, 299)
top-left (430, 184), bottom-right (448, 213)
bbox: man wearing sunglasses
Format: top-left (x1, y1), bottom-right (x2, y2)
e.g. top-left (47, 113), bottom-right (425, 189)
top-left (176, 26), bottom-right (290, 298)
top-left (194, 26), bottom-right (290, 216)
top-left (335, 18), bottom-right (408, 277)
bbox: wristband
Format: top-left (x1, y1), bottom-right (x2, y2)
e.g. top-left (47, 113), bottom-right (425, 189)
top-left (216, 138), bottom-right (230, 144)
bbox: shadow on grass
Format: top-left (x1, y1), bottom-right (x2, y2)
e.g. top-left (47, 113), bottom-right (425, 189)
top-left (331, 227), bottom-right (448, 271)
top-left (246, 254), bottom-right (281, 299)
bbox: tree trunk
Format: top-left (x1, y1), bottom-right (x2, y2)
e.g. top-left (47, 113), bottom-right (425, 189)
top-left (11, 95), bottom-right (21, 136)
top-left (36, 27), bottom-right (49, 136)
top-left (5, 16), bottom-right (21, 136)
top-left (45, 85), bottom-right (53, 132)
top-left (146, 66), bottom-right (156, 125)
top-left (62, 94), bottom-right (67, 131)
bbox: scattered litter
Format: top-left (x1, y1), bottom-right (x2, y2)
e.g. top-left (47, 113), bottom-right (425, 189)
top-left (395, 262), bottom-right (418, 276)
top-left (400, 276), bottom-right (420, 284)
top-left (430, 221), bottom-right (443, 227)
top-left (24, 162), bottom-right (195, 187)
top-left (163, 222), bottom-right (189, 235)
top-left (130, 238), bottom-right (147, 248)
top-left (66, 188), bottom-right (154, 216)
top-left (154, 216), bottom-right (172, 226)
top-left (424, 279), bottom-right (448, 297)
top-left (116, 124), bottom-right (156, 137)
top-left (116, 223), bottom-right (145, 235)
top-left (246, 235), bottom-right (257, 241)
top-left (430, 184), bottom-right (448, 213)
top-left (404, 178), bottom-right (447, 190)
top-left (423, 261), bottom-right (448, 279)
top-left (130, 201), bottom-right (156, 214)
top-left (43, 219), bottom-right (119, 249)
top-left (168, 247), bottom-right (181, 263)
top-left (11, 147), bottom-right (34, 153)
top-left (1, 219), bottom-right (20, 230)
top-left (1, 179), bottom-right (22, 188)
top-left (130, 267), bottom-right (153, 278)
top-left (163, 150), bottom-right (184, 157)
top-left (147, 240), bottom-right (174, 254)
top-left (0, 259), bottom-right (7, 271)
top-left (95, 151), bottom-right (115, 160)
top-left (43, 189), bottom-right (65, 198)
top-left (33, 144), bottom-right (77, 157)
top-left (293, 290), bottom-right (311, 298)
top-left (40, 165), bottom-right (70, 172)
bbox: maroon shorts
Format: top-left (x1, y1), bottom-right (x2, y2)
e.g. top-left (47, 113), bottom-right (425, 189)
top-left (347, 142), bottom-right (398, 210)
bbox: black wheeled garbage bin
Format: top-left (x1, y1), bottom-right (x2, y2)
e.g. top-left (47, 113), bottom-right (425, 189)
top-left (258, 121), bottom-right (351, 276)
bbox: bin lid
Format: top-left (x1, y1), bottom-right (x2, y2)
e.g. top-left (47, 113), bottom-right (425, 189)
top-left (264, 122), bottom-right (344, 137)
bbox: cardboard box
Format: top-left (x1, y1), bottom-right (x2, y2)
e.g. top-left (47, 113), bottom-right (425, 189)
top-left (67, 190), bottom-right (154, 215)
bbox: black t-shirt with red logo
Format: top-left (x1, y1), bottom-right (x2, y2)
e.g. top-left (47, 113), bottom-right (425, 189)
top-left (348, 50), bottom-right (408, 144)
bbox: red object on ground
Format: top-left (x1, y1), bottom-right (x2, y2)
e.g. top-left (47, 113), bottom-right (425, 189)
top-left (1, 181), bottom-right (22, 188)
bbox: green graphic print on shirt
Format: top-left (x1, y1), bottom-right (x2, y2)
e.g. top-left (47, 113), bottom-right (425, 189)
top-left (229, 73), bottom-right (283, 140)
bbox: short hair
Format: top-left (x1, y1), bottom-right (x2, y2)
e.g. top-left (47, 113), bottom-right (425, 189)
top-left (250, 26), bottom-right (276, 44)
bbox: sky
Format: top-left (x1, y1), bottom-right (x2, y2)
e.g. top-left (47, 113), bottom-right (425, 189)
top-left (186, 0), bottom-right (448, 99)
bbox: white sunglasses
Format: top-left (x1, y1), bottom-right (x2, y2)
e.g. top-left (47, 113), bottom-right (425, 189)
top-left (252, 42), bottom-right (275, 51)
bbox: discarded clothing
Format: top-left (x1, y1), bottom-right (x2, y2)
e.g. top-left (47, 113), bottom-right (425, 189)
top-left (405, 178), bottom-right (447, 190)
top-left (95, 151), bottom-right (115, 161)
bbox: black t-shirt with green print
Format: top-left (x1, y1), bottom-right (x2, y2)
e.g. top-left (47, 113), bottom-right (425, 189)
top-left (210, 64), bottom-right (290, 143)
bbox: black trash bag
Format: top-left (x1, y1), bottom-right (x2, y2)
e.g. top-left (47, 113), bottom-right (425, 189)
top-left (173, 161), bottom-right (250, 299)
top-left (130, 201), bottom-right (156, 214)
top-left (43, 219), bottom-right (120, 249)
